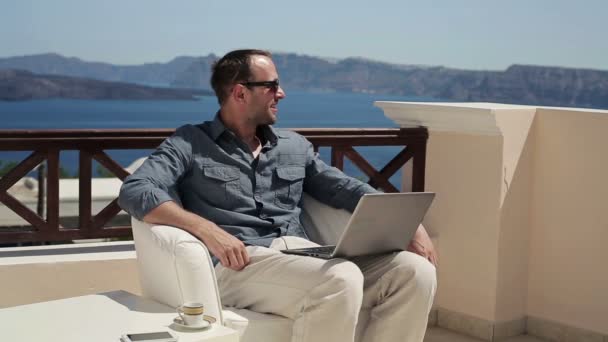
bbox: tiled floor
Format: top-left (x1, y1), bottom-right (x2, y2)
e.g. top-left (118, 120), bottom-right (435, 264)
top-left (424, 328), bottom-right (547, 342)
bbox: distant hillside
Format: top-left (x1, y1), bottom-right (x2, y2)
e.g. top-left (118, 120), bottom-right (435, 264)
top-left (0, 53), bottom-right (201, 86)
top-left (2, 53), bottom-right (608, 109)
top-left (174, 54), bottom-right (608, 109)
top-left (0, 69), bottom-right (211, 101)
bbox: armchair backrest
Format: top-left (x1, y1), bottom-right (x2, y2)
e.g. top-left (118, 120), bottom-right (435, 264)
top-left (300, 193), bottom-right (352, 245)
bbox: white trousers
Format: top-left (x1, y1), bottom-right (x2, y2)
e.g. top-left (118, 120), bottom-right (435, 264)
top-left (215, 237), bottom-right (436, 342)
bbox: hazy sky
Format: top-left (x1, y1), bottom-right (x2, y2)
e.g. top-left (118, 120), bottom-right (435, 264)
top-left (1, 0), bottom-right (606, 70)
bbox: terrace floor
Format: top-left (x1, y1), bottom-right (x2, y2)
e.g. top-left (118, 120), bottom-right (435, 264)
top-left (425, 328), bottom-right (546, 342)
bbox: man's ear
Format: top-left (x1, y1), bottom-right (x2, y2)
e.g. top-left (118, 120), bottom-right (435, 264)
top-left (231, 84), bottom-right (247, 103)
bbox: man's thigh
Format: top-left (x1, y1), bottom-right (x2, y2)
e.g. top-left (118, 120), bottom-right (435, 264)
top-left (215, 237), bottom-right (360, 318)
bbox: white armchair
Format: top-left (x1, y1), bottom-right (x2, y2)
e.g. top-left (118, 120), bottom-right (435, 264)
top-left (131, 193), bottom-right (365, 342)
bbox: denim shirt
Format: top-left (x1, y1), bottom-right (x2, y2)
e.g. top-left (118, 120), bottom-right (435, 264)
top-left (118, 114), bottom-right (379, 248)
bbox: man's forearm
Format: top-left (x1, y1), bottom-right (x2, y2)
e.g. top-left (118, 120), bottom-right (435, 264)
top-left (305, 171), bottom-right (380, 212)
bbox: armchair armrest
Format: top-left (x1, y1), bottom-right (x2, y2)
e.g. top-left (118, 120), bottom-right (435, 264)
top-left (131, 218), bottom-right (224, 323)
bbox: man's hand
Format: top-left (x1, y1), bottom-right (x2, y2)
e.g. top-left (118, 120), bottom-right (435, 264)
top-left (198, 223), bottom-right (250, 271)
top-left (407, 224), bottom-right (438, 267)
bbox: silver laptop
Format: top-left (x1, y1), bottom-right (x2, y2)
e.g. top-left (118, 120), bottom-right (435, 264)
top-left (282, 192), bottom-right (435, 259)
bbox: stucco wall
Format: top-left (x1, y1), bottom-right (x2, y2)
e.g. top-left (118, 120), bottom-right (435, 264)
top-left (0, 242), bottom-right (141, 308)
top-left (494, 109), bottom-right (536, 322)
top-left (527, 108), bottom-right (608, 333)
top-left (424, 131), bottom-right (503, 320)
top-left (384, 102), bottom-right (608, 335)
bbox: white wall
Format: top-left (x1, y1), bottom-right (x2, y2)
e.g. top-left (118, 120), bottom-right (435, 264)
top-left (0, 242), bottom-right (141, 308)
top-left (527, 108), bottom-right (608, 332)
top-left (378, 102), bottom-right (608, 334)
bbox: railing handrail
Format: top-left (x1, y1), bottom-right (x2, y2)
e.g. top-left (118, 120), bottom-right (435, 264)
top-left (0, 127), bottom-right (424, 138)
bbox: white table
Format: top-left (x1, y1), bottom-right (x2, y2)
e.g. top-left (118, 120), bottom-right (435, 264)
top-left (0, 290), bottom-right (239, 342)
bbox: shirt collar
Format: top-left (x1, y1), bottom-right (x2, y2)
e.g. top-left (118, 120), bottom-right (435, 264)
top-left (208, 112), bottom-right (228, 141)
top-left (209, 112), bottom-right (280, 146)
top-left (260, 125), bottom-right (280, 146)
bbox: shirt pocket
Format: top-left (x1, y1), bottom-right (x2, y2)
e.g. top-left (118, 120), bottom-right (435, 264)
top-left (274, 166), bottom-right (305, 210)
top-left (202, 165), bottom-right (240, 207)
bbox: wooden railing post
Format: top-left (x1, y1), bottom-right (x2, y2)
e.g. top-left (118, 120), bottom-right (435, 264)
top-left (411, 141), bottom-right (427, 192)
top-left (46, 148), bottom-right (60, 231)
top-left (331, 147), bottom-right (344, 170)
top-left (37, 162), bottom-right (45, 218)
top-left (79, 150), bottom-right (93, 233)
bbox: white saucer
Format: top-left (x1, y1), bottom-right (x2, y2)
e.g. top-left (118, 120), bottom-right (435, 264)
top-left (172, 316), bottom-right (212, 330)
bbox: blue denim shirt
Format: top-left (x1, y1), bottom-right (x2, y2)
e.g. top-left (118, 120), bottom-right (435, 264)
top-left (119, 114), bottom-right (379, 247)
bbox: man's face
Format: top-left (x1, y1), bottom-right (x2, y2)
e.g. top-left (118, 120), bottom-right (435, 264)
top-left (243, 55), bottom-right (286, 126)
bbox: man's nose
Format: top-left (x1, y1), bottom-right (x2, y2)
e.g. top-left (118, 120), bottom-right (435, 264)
top-left (276, 86), bottom-right (286, 99)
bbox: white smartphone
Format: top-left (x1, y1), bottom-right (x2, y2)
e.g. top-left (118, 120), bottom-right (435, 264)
top-left (120, 331), bottom-right (178, 342)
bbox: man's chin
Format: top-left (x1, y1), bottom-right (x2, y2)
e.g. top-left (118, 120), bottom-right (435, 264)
top-left (267, 112), bottom-right (278, 124)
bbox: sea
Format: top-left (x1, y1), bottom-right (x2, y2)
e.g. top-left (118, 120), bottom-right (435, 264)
top-left (0, 91), bottom-right (437, 188)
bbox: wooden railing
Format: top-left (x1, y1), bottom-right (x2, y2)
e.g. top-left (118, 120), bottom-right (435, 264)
top-left (0, 127), bottom-right (428, 243)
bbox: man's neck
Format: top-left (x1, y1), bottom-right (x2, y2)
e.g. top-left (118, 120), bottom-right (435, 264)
top-left (219, 110), bottom-right (255, 137)
top-left (219, 109), bottom-right (263, 154)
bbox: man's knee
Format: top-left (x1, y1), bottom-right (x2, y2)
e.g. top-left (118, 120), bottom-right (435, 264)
top-left (389, 251), bottom-right (437, 297)
top-left (323, 260), bottom-right (365, 306)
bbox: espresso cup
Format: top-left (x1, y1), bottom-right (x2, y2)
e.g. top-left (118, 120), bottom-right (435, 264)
top-left (177, 302), bottom-right (205, 326)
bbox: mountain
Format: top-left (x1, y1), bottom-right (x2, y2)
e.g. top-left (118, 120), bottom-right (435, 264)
top-left (0, 53), bottom-right (202, 86)
top-left (1, 53), bottom-right (608, 108)
top-left (0, 69), bottom-right (211, 101)
top-left (170, 55), bottom-right (216, 89)
top-left (464, 65), bottom-right (608, 108)
top-left (171, 54), bottom-right (608, 109)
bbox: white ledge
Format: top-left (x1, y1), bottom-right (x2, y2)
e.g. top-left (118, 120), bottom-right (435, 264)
top-left (0, 241), bottom-right (136, 265)
top-left (374, 101), bottom-right (533, 135)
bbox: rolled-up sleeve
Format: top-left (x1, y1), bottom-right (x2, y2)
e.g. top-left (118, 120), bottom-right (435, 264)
top-left (302, 138), bottom-right (380, 212)
top-left (118, 125), bottom-right (194, 220)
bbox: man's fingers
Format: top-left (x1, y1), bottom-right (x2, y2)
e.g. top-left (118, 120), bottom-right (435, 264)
top-left (407, 241), bottom-right (420, 254)
top-left (233, 249), bottom-right (245, 270)
top-left (218, 254), bottom-right (230, 268)
top-left (428, 252), bottom-right (438, 267)
top-left (226, 249), bottom-right (240, 270)
top-left (409, 243), bottom-right (425, 258)
top-left (214, 245), bottom-right (234, 269)
top-left (242, 247), bottom-right (250, 265)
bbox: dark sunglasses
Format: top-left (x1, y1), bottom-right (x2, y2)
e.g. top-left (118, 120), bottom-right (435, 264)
top-left (240, 79), bottom-right (280, 92)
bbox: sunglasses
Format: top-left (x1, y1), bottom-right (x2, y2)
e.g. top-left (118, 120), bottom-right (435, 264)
top-left (240, 79), bottom-right (280, 92)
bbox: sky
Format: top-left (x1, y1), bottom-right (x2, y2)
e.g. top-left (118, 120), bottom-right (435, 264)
top-left (1, 0), bottom-right (606, 71)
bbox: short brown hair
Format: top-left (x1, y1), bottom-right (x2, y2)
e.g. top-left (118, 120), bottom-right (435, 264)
top-left (210, 49), bottom-right (272, 105)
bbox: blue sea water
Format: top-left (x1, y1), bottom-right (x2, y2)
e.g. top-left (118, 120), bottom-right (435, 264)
top-left (0, 91), bottom-right (435, 187)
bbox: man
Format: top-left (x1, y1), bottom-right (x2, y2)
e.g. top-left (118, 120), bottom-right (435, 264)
top-left (119, 49), bottom-right (437, 342)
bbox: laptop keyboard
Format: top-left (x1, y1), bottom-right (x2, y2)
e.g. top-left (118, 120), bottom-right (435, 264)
top-left (296, 245), bottom-right (336, 254)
